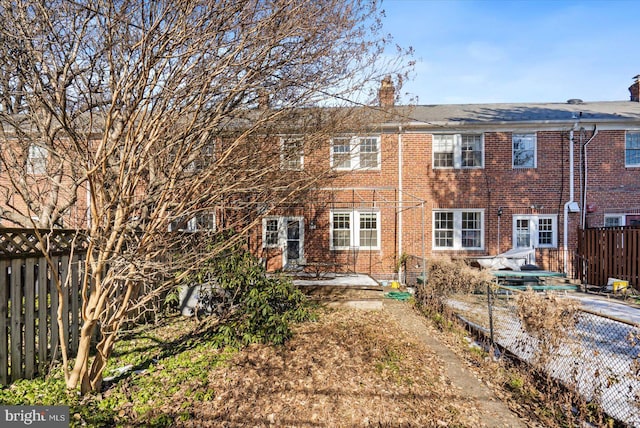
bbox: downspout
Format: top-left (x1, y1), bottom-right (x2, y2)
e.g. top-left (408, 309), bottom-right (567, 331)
top-left (563, 120), bottom-right (579, 273)
top-left (581, 126), bottom-right (598, 228)
top-left (397, 125), bottom-right (403, 281)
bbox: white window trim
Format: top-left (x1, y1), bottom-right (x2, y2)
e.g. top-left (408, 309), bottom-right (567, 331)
top-left (169, 212), bottom-right (216, 232)
top-left (432, 133), bottom-right (484, 169)
top-left (27, 144), bottom-right (48, 175)
top-left (512, 214), bottom-right (558, 248)
top-left (280, 136), bottom-right (304, 171)
top-left (605, 214), bottom-right (640, 226)
top-left (512, 133), bottom-right (537, 169)
top-left (604, 214), bottom-right (624, 227)
top-left (625, 131), bottom-right (640, 167)
top-left (330, 136), bottom-right (381, 171)
top-left (432, 209), bottom-right (484, 251)
top-left (262, 216), bottom-right (305, 250)
top-left (185, 143), bottom-right (215, 173)
top-left (262, 217), bottom-right (285, 248)
top-left (329, 210), bottom-right (381, 250)
top-left (187, 212), bottom-right (216, 232)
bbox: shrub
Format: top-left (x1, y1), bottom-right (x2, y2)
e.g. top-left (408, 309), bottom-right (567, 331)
top-left (182, 239), bottom-right (314, 347)
top-left (415, 257), bottom-right (492, 317)
top-left (515, 289), bottom-right (579, 367)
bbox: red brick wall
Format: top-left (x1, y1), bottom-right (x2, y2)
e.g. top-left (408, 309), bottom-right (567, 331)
top-left (581, 130), bottom-right (640, 226)
top-left (260, 127), bottom-right (640, 279)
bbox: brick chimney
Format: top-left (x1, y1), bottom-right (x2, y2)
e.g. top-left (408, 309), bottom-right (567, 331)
top-left (378, 75), bottom-right (395, 107)
top-left (629, 75), bottom-right (640, 102)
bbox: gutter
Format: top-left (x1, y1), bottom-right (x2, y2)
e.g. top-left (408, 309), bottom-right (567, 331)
top-left (581, 126), bottom-right (599, 228)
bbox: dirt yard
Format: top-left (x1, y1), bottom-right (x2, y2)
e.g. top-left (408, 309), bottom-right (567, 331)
top-left (164, 298), bottom-right (534, 427)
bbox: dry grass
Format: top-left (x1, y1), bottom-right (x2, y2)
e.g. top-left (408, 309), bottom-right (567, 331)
top-left (515, 289), bottom-right (580, 365)
top-left (158, 308), bottom-right (489, 427)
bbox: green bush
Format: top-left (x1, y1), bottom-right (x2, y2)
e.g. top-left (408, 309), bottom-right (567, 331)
top-left (184, 239), bottom-right (314, 347)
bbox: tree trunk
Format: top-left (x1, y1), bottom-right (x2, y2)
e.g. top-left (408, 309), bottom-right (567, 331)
top-left (66, 319), bottom-right (97, 390)
top-left (82, 330), bottom-right (117, 394)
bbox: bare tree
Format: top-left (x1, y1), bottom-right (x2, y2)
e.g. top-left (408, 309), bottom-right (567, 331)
top-left (0, 0), bottom-right (409, 393)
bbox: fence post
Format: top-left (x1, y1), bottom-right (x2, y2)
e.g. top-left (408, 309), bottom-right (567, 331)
top-left (0, 260), bottom-right (7, 385)
top-left (24, 258), bottom-right (36, 379)
top-left (10, 259), bottom-right (23, 381)
top-left (487, 283), bottom-right (495, 344)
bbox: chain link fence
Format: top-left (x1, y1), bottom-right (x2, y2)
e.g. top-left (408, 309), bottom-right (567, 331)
top-left (447, 286), bottom-right (640, 427)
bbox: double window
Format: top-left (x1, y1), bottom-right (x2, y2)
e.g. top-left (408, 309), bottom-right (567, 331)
top-left (185, 143), bottom-right (215, 172)
top-left (169, 212), bottom-right (216, 232)
top-left (331, 136), bottom-right (380, 170)
top-left (512, 133), bottom-right (537, 168)
top-left (626, 131), bottom-right (640, 167)
top-left (513, 215), bottom-right (557, 248)
top-left (433, 210), bottom-right (484, 250)
top-left (432, 134), bottom-right (483, 169)
top-left (330, 210), bottom-right (380, 250)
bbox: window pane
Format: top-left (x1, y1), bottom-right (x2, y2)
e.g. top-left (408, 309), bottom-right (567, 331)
top-left (605, 216), bottom-right (622, 227)
top-left (516, 219), bottom-right (531, 247)
top-left (283, 138), bottom-right (303, 170)
top-left (433, 135), bottom-right (454, 167)
top-left (332, 213), bottom-right (351, 247)
top-left (359, 137), bottom-right (379, 168)
top-left (461, 212), bottom-right (481, 248)
top-left (28, 145), bottom-right (47, 174)
top-left (265, 219), bottom-right (279, 246)
top-left (538, 218), bottom-right (553, 246)
top-left (461, 135), bottom-right (482, 168)
top-left (434, 153), bottom-right (453, 168)
top-left (359, 212), bottom-right (378, 247)
top-left (434, 212), bottom-right (454, 247)
top-left (332, 138), bottom-right (351, 169)
top-left (190, 213), bottom-right (215, 231)
top-left (513, 134), bottom-right (536, 168)
top-left (626, 132), bottom-right (640, 166)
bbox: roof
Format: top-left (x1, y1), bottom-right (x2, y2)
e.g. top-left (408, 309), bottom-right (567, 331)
top-left (379, 100), bottom-right (640, 130)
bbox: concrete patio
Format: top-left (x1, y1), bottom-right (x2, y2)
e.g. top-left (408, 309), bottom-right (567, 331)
top-left (292, 273), bottom-right (387, 310)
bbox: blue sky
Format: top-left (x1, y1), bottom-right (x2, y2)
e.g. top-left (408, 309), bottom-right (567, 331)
top-left (381, 0), bottom-right (640, 104)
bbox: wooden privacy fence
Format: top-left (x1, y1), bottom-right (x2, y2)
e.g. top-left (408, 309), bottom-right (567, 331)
top-left (0, 229), bottom-right (86, 385)
top-left (577, 226), bottom-right (640, 288)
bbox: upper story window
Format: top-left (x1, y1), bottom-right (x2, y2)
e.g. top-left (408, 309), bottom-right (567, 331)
top-left (432, 134), bottom-right (483, 169)
top-left (626, 131), bottom-right (640, 167)
top-left (281, 137), bottom-right (304, 170)
top-left (331, 136), bottom-right (380, 170)
top-left (433, 209), bottom-right (484, 250)
top-left (27, 144), bottom-right (48, 175)
top-left (186, 143), bottom-right (215, 172)
top-left (512, 133), bottom-right (536, 168)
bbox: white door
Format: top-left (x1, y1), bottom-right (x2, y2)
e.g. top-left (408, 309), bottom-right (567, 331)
top-left (513, 217), bottom-right (536, 264)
